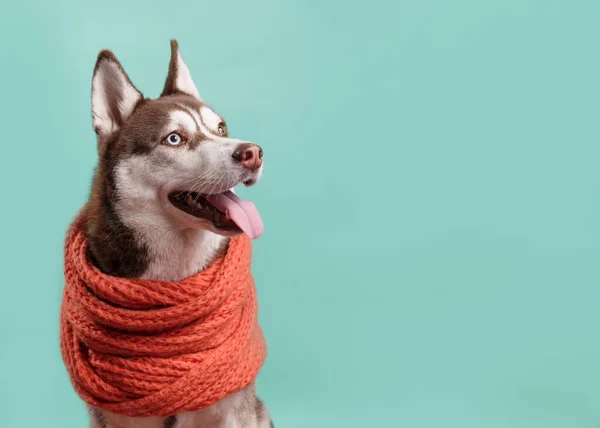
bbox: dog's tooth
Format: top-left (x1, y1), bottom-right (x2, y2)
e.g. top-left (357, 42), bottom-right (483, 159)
top-left (186, 195), bottom-right (194, 206)
top-left (225, 210), bottom-right (230, 219)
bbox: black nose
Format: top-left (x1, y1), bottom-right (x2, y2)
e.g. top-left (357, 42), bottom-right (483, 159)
top-left (232, 143), bottom-right (263, 171)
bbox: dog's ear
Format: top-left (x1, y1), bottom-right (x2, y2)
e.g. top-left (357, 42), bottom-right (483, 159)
top-left (161, 40), bottom-right (201, 99)
top-left (91, 50), bottom-right (143, 138)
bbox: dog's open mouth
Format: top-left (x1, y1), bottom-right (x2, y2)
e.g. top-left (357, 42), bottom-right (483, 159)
top-left (168, 190), bottom-right (264, 239)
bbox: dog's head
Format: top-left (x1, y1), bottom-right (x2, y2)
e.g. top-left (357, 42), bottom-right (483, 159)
top-left (90, 40), bottom-right (263, 239)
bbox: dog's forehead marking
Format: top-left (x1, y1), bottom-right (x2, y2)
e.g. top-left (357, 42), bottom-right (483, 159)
top-left (168, 109), bottom-right (198, 134)
top-left (178, 104), bottom-right (202, 130)
top-left (200, 106), bottom-right (222, 131)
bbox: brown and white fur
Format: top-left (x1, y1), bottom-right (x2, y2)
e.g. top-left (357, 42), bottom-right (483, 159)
top-left (78, 40), bottom-right (272, 428)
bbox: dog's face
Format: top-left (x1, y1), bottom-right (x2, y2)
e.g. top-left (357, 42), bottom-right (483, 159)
top-left (91, 41), bottom-right (263, 239)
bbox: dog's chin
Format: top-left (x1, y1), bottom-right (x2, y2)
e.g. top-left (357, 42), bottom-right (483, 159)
top-left (180, 215), bottom-right (244, 238)
top-left (204, 221), bottom-right (245, 238)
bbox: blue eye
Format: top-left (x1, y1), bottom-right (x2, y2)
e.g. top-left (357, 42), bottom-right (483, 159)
top-left (166, 133), bottom-right (182, 145)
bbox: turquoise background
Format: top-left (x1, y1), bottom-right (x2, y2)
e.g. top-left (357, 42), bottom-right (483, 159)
top-left (0, 0), bottom-right (599, 427)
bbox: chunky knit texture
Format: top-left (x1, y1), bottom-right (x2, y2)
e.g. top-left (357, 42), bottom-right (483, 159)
top-left (60, 222), bottom-right (266, 417)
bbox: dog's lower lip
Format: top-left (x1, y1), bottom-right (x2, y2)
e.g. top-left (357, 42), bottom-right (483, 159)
top-left (168, 191), bottom-right (241, 232)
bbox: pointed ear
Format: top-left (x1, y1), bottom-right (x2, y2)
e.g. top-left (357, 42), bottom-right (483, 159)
top-left (161, 40), bottom-right (201, 99)
top-left (91, 50), bottom-right (143, 137)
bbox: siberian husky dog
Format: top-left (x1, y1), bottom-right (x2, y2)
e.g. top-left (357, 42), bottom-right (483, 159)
top-left (81, 40), bottom-right (271, 428)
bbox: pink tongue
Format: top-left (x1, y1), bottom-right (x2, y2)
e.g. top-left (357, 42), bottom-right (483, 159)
top-left (206, 190), bottom-right (264, 239)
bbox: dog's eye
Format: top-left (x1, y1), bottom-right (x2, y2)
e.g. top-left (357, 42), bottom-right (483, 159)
top-left (165, 133), bottom-right (182, 145)
top-left (218, 123), bottom-right (227, 137)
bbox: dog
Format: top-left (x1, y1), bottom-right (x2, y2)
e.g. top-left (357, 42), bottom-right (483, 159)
top-left (77, 40), bottom-right (272, 428)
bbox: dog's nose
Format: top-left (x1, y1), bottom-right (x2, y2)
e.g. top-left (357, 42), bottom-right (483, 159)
top-left (232, 143), bottom-right (263, 170)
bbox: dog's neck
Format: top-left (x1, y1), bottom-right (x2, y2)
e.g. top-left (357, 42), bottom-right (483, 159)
top-left (131, 217), bottom-right (228, 282)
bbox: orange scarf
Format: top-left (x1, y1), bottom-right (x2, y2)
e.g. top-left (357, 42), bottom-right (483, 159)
top-left (60, 222), bottom-right (266, 417)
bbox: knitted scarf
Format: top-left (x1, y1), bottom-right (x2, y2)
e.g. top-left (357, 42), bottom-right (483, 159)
top-left (59, 222), bottom-right (266, 417)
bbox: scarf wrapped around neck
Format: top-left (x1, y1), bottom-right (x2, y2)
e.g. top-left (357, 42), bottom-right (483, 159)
top-left (59, 222), bottom-right (267, 417)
